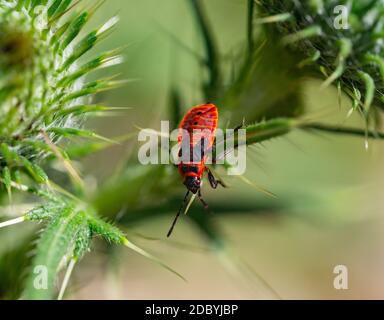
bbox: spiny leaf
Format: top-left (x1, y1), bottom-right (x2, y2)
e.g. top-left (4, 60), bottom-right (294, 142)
top-left (48, 0), bottom-right (73, 19)
top-left (60, 16), bottom-right (119, 71)
top-left (54, 104), bottom-right (119, 118)
top-left (58, 78), bottom-right (127, 104)
top-left (23, 206), bottom-right (84, 299)
top-left (87, 215), bottom-right (125, 244)
top-left (0, 2), bottom-right (122, 182)
top-left (282, 25), bottom-right (322, 45)
top-left (60, 11), bottom-right (89, 51)
top-left (258, 0), bottom-right (384, 115)
top-left (20, 156), bottom-right (48, 184)
top-left (88, 215), bottom-right (185, 281)
top-left (122, 238), bottom-right (186, 282)
top-left (57, 49), bottom-right (123, 87)
top-left (73, 222), bottom-right (91, 259)
top-left (2, 166), bottom-right (11, 197)
top-left (242, 118), bottom-right (294, 146)
top-left (25, 203), bottom-right (67, 222)
top-left (321, 38), bottom-right (352, 89)
top-left (358, 71), bottom-right (375, 113)
top-left (47, 127), bottom-right (119, 144)
top-left (64, 132), bottom-right (136, 159)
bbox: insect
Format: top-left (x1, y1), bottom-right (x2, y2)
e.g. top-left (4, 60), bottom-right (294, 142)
top-left (167, 103), bottom-right (225, 237)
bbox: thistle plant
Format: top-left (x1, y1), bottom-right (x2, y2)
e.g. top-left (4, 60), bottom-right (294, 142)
top-left (2, 0), bottom-right (384, 300)
top-left (256, 0), bottom-right (384, 131)
top-left (93, 0), bottom-right (384, 298)
top-left (182, 0), bottom-right (384, 143)
top-left (0, 0), bottom-right (182, 300)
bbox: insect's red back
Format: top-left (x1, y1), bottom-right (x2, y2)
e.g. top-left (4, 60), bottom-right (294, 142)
top-left (168, 104), bottom-right (219, 237)
top-left (178, 103), bottom-right (218, 157)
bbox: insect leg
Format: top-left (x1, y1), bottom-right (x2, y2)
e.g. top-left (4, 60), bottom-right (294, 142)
top-left (197, 188), bottom-right (209, 210)
top-left (233, 118), bottom-right (246, 132)
top-left (167, 190), bottom-right (190, 237)
top-left (207, 168), bottom-right (226, 189)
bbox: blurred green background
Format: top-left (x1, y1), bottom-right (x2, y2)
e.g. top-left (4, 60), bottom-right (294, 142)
top-left (2, 0), bottom-right (384, 299)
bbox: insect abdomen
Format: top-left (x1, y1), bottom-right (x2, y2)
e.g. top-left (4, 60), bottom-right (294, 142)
top-left (177, 103), bottom-right (218, 178)
top-left (178, 103), bottom-right (218, 149)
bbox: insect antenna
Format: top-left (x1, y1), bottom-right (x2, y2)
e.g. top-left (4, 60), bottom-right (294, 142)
top-left (167, 190), bottom-right (190, 237)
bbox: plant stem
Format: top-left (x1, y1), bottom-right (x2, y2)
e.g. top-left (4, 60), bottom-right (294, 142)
top-left (188, 0), bottom-right (221, 100)
top-left (212, 118), bottom-right (384, 161)
top-left (247, 0), bottom-right (255, 55)
top-left (301, 122), bottom-right (384, 139)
